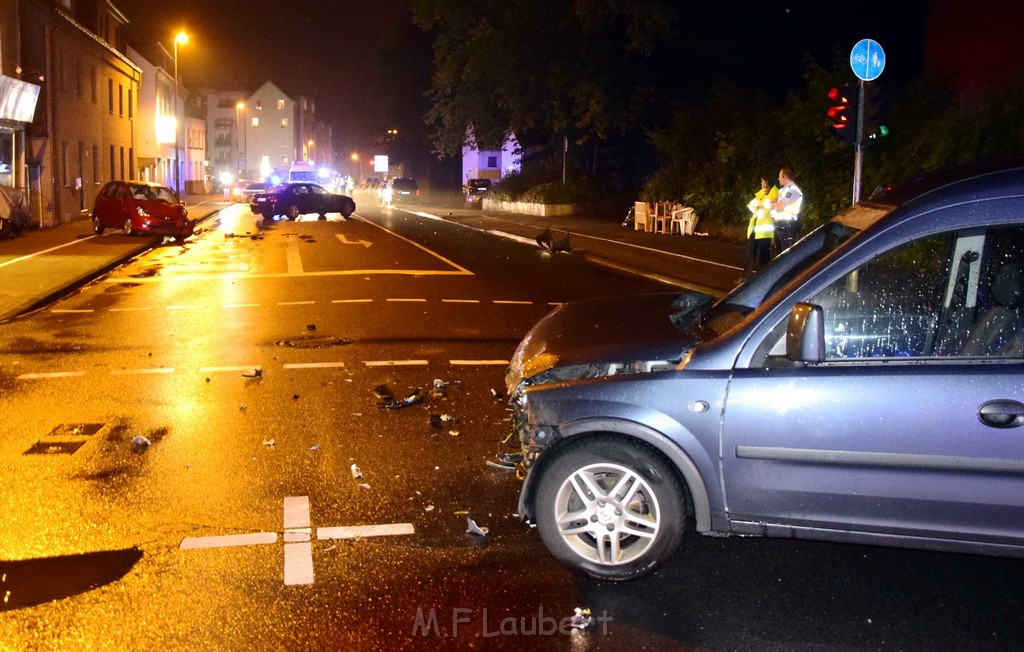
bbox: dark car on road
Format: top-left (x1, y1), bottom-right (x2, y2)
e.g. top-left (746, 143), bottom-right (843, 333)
top-left (464, 178), bottom-right (492, 207)
top-left (507, 166), bottom-right (1024, 581)
top-left (91, 181), bottom-right (192, 242)
top-left (250, 182), bottom-right (356, 220)
top-left (381, 177), bottom-right (419, 206)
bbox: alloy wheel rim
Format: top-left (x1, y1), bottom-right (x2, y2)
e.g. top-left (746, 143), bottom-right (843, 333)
top-left (552, 462), bottom-right (660, 565)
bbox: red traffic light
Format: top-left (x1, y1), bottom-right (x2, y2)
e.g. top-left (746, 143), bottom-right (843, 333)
top-left (827, 84), bottom-right (858, 144)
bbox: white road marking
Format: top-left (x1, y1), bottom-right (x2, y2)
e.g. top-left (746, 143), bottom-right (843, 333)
top-left (335, 234), bottom-right (372, 248)
top-left (332, 298), bottom-right (373, 304)
top-left (198, 365), bottom-right (262, 373)
top-left (110, 368), bottom-right (175, 375)
top-left (282, 361), bottom-right (346, 369)
top-left (442, 299), bottom-right (480, 303)
top-left (16, 371), bottom-right (86, 379)
top-left (277, 300), bottom-right (315, 306)
top-left (386, 298), bottom-right (427, 302)
top-left (359, 218), bottom-right (474, 275)
top-left (286, 238), bottom-right (304, 274)
top-left (364, 360), bottom-right (429, 367)
top-left (493, 300), bottom-right (533, 305)
top-left (179, 497), bottom-right (414, 586)
top-left (0, 236), bottom-right (97, 269)
top-left (318, 523), bottom-right (415, 540)
top-left (449, 360), bottom-right (509, 366)
top-left (50, 309), bottom-right (94, 314)
top-left (179, 532), bottom-right (278, 550)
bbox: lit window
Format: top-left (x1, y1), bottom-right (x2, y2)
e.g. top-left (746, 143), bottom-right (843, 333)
top-left (281, 118), bottom-right (288, 127)
top-left (252, 117), bottom-right (259, 128)
top-left (277, 99), bottom-right (284, 110)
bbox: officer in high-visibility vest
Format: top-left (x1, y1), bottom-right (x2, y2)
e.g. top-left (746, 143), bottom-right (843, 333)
top-left (743, 175), bottom-right (777, 279)
top-left (771, 167), bottom-right (803, 253)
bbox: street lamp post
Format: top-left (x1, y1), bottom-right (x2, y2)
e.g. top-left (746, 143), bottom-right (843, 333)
top-left (236, 101), bottom-right (246, 178)
top-left (172, 30), bottom-right (188, 195)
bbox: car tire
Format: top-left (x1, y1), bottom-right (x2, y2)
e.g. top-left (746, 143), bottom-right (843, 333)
top-left (123, 218), bottom-right (135, 235)
top-left (92, 214), bottom-right (104, 235)
top-left (533, 435), bottom-right (686, 581)
top-left (286, 205), bottom-right (300, 220)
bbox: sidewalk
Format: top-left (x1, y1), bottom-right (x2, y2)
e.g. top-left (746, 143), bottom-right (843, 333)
top-left (0, 195), bottom-right (744, 323)
top-left (0, 196), bottom-right (227, 323)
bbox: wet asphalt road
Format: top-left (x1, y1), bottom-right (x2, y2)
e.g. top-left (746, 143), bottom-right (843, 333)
top-left (1, 200), bottom-right (1023, 650)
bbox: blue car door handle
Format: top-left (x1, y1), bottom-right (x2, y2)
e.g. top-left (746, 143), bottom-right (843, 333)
top-left (978, 400), bottom-right (1024, 428)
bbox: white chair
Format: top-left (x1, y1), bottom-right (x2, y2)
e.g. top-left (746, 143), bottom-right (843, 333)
top-left (634, 201), bottom-right (652, 232)
top-left (670, 207), bottom-right (697, 235)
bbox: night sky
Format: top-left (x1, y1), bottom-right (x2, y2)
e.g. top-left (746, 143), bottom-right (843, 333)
top-left (114, 0), bottom-right (433, 151)
top-left (114, 1), bottom-right (930, 159)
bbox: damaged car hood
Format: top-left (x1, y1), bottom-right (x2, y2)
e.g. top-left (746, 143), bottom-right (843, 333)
top-left (508, 292), bottom-right (705, 386)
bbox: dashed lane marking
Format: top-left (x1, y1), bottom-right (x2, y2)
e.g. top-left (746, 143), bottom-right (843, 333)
top-left (286, 238), bottom-right (304, 274)
top-left (110, 368), bottom-right (175, 375)
top-left (282, 362), bottom-right (346, 369)
top-left (449, 360), bottom-right (510, 366)
top-left (386, 298), bottom-right (427, 302)
top-left (198, 365), bottom-right (262, 373)
top-left (16, 371), bottom-right (86, 380)
top-left (364, 360), bottom-right (429, 367)
top-left (442, 299), bottom-right (479, 303)
top-left (179, 496), bottom-right (415, 586)
top-left (331, 299), bottom-right (373, 304)
top-left (50, 309), bottom-right (94, 314)
top-left (277, 300), bottom-right (315, 306)
top-left (493, 300), bottom-right (533, 305)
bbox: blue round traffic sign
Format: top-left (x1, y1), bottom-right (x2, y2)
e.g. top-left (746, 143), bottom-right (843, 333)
top-left (850, 39), bottom-right (885, 81)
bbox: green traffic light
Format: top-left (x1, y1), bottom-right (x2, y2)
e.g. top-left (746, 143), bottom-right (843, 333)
top-left (868, 125), bottom-right (890, 140)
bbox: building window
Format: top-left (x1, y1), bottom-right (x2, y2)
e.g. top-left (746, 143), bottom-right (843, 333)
top-left (59, 50), bottom-right (65, 93)
top-left (91, 67), bottom-right (97, 103)
top-left (76, 59), bottom-right (82, 98)
top-left (92, 145), bottom-right (99, 184)
top-left (108, 79), bottom-right (114, 113)
top-left (129, 147), bottom-right (134, 179)
top-left (128, 89), bottom-right (133, 119)
top-left (277, 99), bottom-right (284, 110)
top-left (78, 141), bottom-right (84, 187)
top-left (487, 156), bottom-right (498, 168)
top-left (118, 84), bottom-right (123, 117)
top-left (61, 141), bottom-right (67, 186)
top-left (255, 100), bottom-right (262, 110)
top-left (281, 156), bottom-right (288, 165)
top-left (109, 145), bottom-right (115, 181)
top-left (119, 147), bottom-right (125, 180)
top-left (281, 118), bottom-right (288, 127)
top-left (252, 117), bottom-right (259, 128)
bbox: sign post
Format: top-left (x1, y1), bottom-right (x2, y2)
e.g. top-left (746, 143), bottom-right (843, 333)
top-left (849, 39), bottom-right (886, 204)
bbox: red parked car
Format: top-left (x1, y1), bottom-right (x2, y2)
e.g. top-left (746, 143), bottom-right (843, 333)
top-left (91, 181), bottom-right (192, 242)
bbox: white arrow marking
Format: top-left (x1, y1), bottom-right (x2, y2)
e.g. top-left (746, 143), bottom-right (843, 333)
top-left (335, 234), bottom-right (372, 248)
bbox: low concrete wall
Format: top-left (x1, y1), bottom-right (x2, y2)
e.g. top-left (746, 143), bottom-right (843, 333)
top-left (481, 197), bottom-right (624, 217)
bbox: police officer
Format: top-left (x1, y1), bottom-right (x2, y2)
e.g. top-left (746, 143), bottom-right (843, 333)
top-left (743, 175), bottom-right (777, 279)
top-left (771, 167), bottom-right (803, 253)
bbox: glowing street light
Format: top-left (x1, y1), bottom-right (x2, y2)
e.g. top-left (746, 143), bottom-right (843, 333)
top-left (172, 30), bottom-right (188, 195)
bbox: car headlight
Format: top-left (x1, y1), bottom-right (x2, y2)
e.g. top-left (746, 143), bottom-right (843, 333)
top-left (522, 352), bottom-right (559, 382)
top-left (136, 206), bottom-right (149, 217)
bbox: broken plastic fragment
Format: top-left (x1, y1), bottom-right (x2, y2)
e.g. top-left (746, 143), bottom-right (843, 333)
top-left (466, 517), bottom-right (489, 536)
top-left (263, 438), bottom-right (275, 447)
top-left (309, 443), bottom-right (320, 451)
top-left (243, 368), bottom-right (262, 378)
top-left (358, 482), bottom-right (371, 490)
top-left (373, 384), bottom-right (393, 399)
top-left (131, 436), bottom-right (151, 452)
top-left (490, 388), bottom-right (505, 401)
top-left (380, 388), bottom-right (427, 409)
top-left (350, 464), bottom-right (364, 480)
top-left (486, 460), bottom-right (516, 471)
top-left (570, 608), bottom-right (595, 630)
top-left (425, 505), bottom-right (435, 512)
top-left (448, 430), bottom-right (459, 437)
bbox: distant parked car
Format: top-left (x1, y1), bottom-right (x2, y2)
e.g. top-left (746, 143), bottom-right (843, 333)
top-left (381, 177), bottom-right (419, 206)
top-left (239, 181), bottom-right (270, 209)
top-left (250, 182), bottom-right (356, 220)
top-left (91, 181), bottom-right (192, 242)
top-left (464, 178), bottom-right (492, 207)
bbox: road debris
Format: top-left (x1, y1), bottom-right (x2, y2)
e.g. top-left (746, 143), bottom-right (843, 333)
top-left (466, 517), bottom-right (489, 536)
top-left (131, 436), bottom-right (151, 453)
top-left (357, 482), bottom-right (371, 490)
top-left (306, 323), bottom-right (316, 331)
top-left (309, 443), bottom-right (320, 451)
top-left (486, 460), bottom-right (516, 471)
top-left (535, 227), bottom-right (571, 253)
top-left (263, 438), bottom-right (275, 447)
top-left (425, 505), bottom-right (435, 512)
top-left (379, 387), bottom-right (427, 409)
top-left (490, 388), bottom-right (505, 401)
top-left (373, 384), bottom-right (393, 400)
top-left (570, 608), bottom-right (595, 630)
top-left (350, 464), bottom-right (364, 480)
top-left (242, 368), bottom-right (262, 378)
top-left (429, 414), bottom-right (454, 429)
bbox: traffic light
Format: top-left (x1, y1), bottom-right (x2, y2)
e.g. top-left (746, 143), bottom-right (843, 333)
top-left (827, 84), bottom-right (858, 144)
top-left (863, 83), bottom-right (889, 142)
